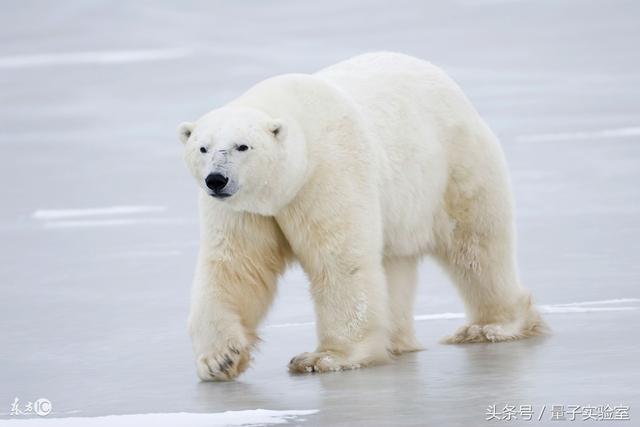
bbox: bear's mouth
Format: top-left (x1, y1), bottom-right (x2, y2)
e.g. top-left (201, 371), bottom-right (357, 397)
top-left (209, 191), bottom-right (232, 199)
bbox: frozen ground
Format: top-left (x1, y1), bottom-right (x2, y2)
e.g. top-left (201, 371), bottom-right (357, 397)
top-left (1, 1), bottom-right (639, 426)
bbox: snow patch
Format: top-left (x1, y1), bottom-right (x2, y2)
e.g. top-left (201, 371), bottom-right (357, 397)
top-left (539, 305), bottom-right (637, 314)
top-left (0, 409), bottom-right (318, 426)
top-left (268, 321), bottom-right (315, 329)
top-left (30, 206), bottom-right (191, 229)
top-left (414, 312), bottom-right (465, 321)
top-left (266, 298), bottom-right (639, 328)
top-left (0, 48), bottom-right (194, 69)
top-left (516, 126), bottom-right (640, 142)
top-left (32, 206), bottom-right (167, 220)
top-left (41, 218), bottom-right (187, 229)
top-left (551, 298), bottom-right (640, 306)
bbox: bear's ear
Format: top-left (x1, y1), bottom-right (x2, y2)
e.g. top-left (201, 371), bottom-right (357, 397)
top-left (267, 119), bottom-right (285, 140)
top-left (177, 122), bottom-right (195, 144)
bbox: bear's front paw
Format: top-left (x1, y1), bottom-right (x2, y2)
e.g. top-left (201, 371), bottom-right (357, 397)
top-left (196, 343), bottom-right (251, 381)
top-left (288, 351), bottom-right (362, 374)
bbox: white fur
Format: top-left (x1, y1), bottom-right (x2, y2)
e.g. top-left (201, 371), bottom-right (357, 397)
top-left (179, 52), bottom-right (546, 381)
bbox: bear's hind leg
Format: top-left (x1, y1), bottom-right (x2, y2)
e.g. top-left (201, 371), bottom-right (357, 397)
top-left (438, 230), bottom-right (547, 344)
top-left (384, 256), bottom-right (423, 354)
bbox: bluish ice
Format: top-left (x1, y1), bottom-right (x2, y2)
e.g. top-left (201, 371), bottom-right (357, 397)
top-left (1, 1), bottom-right (639, 425)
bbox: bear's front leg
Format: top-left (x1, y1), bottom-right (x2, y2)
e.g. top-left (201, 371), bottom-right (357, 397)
top-left (188, 261), bottom-right (254, 381)
top-left (189, 203), bottom-right (289, 381)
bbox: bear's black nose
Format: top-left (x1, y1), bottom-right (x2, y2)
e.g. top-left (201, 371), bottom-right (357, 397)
top-left (205, 173), bottom-right (229, 192)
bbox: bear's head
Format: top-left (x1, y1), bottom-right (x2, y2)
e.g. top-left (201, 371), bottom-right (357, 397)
top-left (179, 106), bottom-right (308, 215)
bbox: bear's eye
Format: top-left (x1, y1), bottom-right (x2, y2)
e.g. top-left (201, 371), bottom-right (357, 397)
top-left (199, 147), bottom-right (207, 154)
top-left (237, 144), bottom-right (249, 152)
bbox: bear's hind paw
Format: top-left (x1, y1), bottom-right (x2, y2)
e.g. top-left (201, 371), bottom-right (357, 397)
top-left (441, 323), bottom-right (521, 344)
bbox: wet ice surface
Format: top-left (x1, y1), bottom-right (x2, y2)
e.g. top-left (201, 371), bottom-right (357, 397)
top-left (1, 1), bottom-right (639, 425)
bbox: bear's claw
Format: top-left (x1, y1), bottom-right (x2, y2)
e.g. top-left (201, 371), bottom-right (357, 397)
top-left (197, 345), bottom-right (250, 381)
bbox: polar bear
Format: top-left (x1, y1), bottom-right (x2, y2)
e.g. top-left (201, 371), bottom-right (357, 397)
top-left (178, 52), bottom-right (546, 381)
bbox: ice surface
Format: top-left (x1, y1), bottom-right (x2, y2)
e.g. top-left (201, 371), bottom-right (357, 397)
top-left (1, 1), bottom-right (639, 426)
